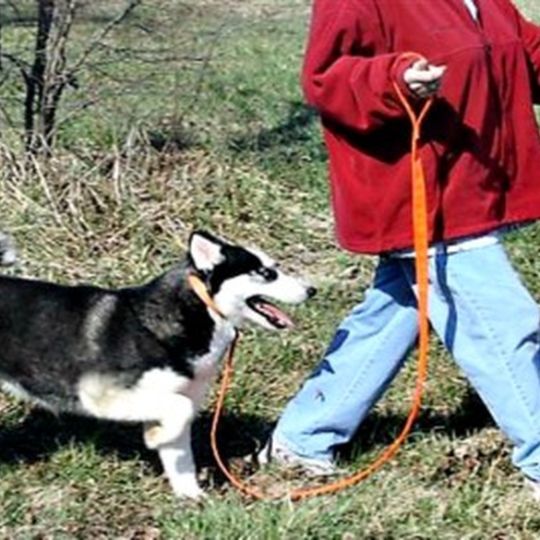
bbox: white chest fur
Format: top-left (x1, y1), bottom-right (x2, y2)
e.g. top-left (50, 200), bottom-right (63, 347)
top-left (186, 318), bottom-right (236, 403)
top-left (78, 318), bottom-right (237, 421)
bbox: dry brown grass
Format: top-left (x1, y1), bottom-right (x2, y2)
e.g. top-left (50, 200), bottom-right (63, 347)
top-left (1, 0), bottom-right (540, 538)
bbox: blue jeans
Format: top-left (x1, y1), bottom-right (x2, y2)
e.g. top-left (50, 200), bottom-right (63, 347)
top-left (273, 241), bottom-right (540, 480)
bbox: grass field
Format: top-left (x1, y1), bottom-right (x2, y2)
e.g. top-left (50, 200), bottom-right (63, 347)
top-left (1, 0), bottom-right (540, 538)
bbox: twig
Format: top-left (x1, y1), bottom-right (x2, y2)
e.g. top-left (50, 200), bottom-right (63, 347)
top-left (177, 19), bottom-right (232, 122)
top-left (68, 0), bottom-right (142, 76)
top-left (29, 154), bottom-right (65, 226)
top-left (0, 52), bottom-right (31, 76)
top-left (2, 0), bottom-right (23, 20)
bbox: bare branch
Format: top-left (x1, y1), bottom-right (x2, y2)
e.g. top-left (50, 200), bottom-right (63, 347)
top-left (54, 70), bottom-right (160, 128)
top-left (2, 0), bottom-right (23, 19)
top-left (37, 0), bottom-right (77, 147)
top-left (68, 0), bottom-right (142, 76)
top-left (177, 19), bottom-right (230, 123)
top-left (0, 52), bottom-right (31, 76)
top-left (88, 42), bottom-right (208, 64)
top-left (24, 0), bottom-right (55, 153)
top-left (0, 98), bottom-right (16, 126)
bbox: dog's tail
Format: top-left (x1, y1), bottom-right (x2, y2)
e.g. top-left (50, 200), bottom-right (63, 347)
top-left (0, 232), bottom-right (17, 266)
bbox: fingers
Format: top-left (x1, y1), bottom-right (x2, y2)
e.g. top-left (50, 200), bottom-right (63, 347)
top-left (405, 60), bottom-right (446, 82)
top-left (403, 61), bottom-right (447, 98)
top-left (408, 79), bottom-right (441, 98)
top-left (407, 78), bottom-right (442, 98)
top-left (411, 58), bottom-right (429, 71)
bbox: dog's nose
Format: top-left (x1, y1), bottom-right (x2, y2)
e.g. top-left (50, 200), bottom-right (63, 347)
top-left (307, 286), bottom-right (317, 298)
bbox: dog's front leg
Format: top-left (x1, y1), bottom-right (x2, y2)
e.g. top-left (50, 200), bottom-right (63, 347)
top-left (143, 393), bottom-right (195, 449)
top-left (155, 423), bottom-right (204, 500)
top-left (142, 395), bottom-right (203, 499)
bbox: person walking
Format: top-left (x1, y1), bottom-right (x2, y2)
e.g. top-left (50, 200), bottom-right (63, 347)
top-left (261, 0), bottom-right (540, 498)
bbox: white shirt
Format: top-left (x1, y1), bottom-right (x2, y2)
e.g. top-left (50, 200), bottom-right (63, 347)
top-left (463, 0), bottom-right (479, 21)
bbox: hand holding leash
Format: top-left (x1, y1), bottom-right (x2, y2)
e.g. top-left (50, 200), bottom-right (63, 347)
top-left (404, 58), bottom-right (446, 98)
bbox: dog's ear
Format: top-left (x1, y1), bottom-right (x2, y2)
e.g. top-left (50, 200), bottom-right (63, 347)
top-left (188, 231), bottom-right (225, 272)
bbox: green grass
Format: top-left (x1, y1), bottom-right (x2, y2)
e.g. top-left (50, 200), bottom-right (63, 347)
top-left (1, 0), bottom-right (540, 538)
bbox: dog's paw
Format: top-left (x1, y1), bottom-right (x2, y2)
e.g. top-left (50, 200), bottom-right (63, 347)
top-left (172, 482), bottom-right (207, 501)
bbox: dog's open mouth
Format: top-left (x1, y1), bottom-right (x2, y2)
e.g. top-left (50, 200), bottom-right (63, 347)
top-left (246, 296), bottom-right (294, 329)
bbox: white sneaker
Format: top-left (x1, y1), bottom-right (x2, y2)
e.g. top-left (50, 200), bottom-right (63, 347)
top-left (258, 435), bottom-right (337, 477)
top-left (524, 477), bottom-right (540, 502)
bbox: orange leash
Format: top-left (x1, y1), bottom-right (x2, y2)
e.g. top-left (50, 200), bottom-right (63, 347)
top-left (205, 67), bottom-right (434, 501)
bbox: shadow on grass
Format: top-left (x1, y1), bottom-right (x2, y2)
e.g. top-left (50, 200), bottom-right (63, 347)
top-left (340, 388), bottom-right (494, 460)
top-left (0, 389), bottom-right (492, 486)
top-left (0, 410), bottom-right (159, 470)
top-left (0, 408), bottom-right (272, 482)
top-left (229, 100), bottom-right (325, 160)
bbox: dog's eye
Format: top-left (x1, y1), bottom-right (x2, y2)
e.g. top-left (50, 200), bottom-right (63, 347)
top-left (257, 267), bottom-right (278, 281)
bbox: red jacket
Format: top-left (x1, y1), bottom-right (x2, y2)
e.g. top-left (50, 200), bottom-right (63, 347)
top-left (303, 0), bottom-right (540, 253)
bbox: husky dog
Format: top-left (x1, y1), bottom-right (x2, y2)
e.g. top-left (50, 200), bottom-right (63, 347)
top-left (0, 231), bottom-right (315, 499)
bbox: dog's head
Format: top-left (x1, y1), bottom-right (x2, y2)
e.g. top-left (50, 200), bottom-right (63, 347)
top-left (188, 231), bottom-right (316, 329)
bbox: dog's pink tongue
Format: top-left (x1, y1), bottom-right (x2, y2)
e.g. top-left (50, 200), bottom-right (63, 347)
top-left (258, 302), bottom-right (294, 328)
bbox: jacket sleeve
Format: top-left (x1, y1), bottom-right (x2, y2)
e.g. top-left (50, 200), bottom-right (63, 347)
top-left (517, 13), bottom-right (540, 103)
top-left (498, 0), bottom-right (540, 102)
top-left (302, 0), bottom-right (416, 133)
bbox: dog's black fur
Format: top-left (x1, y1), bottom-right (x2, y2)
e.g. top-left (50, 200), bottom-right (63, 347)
top-left (0, 230), bottom-right (314, 498)
top-left (0, 263), bottom-right (216, 411)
